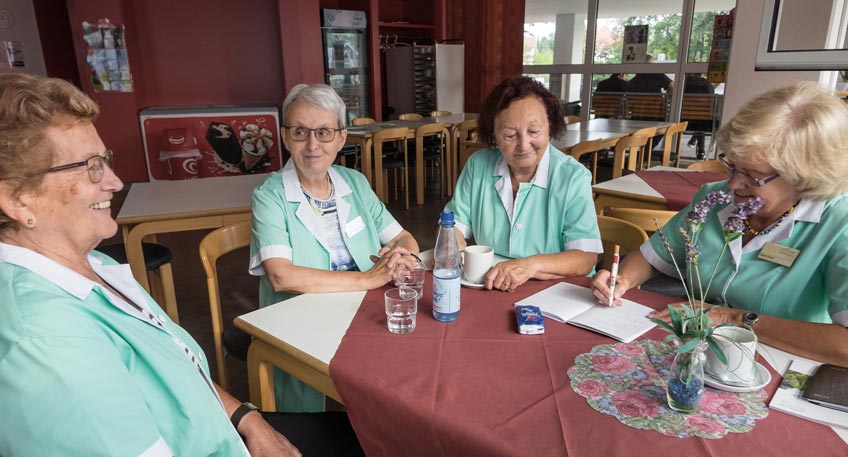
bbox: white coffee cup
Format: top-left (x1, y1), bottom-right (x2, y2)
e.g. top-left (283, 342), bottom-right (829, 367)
top-left (705, 326), bottom-right (758, 386)
top-left (462, 245), bottom-right (494, 284)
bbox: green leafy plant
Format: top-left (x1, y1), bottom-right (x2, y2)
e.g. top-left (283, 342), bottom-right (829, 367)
top-left (649, 191), bottom-right (764, 364)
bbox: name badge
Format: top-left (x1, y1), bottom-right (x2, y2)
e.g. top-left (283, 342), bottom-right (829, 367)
top-left (758, 242), bottom-right (800, 267)
top-left (345, 216), bottom-right (366, 238)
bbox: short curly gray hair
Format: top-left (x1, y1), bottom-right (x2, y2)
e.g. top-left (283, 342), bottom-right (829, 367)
top-left (717, 81), bottom-right (848, 200)
top-left (281, 83), bottom-right (346, 128)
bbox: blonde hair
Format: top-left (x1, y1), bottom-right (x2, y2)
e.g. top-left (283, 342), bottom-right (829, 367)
top-left (0, 73), bottom-right (99, 233)
top-left (717, 81), bottom-right (848, 200)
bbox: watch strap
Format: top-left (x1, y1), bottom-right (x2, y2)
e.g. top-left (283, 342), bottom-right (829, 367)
top-left (230, 402), bottom-right (259, 430)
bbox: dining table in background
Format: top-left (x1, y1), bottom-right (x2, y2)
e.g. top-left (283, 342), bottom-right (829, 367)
top-left (234, 276), bottom-right (848, 456)
top-left (553, 118), bottom-right (673, 154)
top-left (116, 173), bottom-right (265, 292)
top-left (592, 165), bottom-right (693, 214)
top-left (345, 113), bottom-right (478, 205)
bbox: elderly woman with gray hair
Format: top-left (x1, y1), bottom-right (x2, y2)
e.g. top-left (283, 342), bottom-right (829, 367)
top-left (592, 82), bottom-right (848, 367)
top-left (250, 83), bottom-right (419, 412)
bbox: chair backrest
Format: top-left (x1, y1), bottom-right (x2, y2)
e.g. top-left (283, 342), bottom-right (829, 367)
top-left (399, 113), bottom-right (423, 120)
top-left (681, 94), bottom-right (715, 121)
top-left (565, 115), bottom-right (581, 124)
top-left (626, 94), bottom-right (669, 120)
top-left (351, 117), bottom-right (376, 126)
top-left (199, 220), bottom-right (252, 391)
top-left (591, 92), bottom-right (624, 118)
top-left (605, 207), bottom-right (677, 234)
top-left (569, 137), bottom-right (617, 184)
top-left (656, 121), bottom-right (687, 168)
top-left (597, 215), bottom-right (649, 271)
top-left (415, 122), bottom-right (450, 140)
top-left (687, 159), bottom-right (725, 173)
top-left (612, 133), bottom-right (651, 179)
top-left (430, 110), bottom-right (451, 117)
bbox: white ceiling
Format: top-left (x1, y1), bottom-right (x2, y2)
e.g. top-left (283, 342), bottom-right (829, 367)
top-left (525, 0), bottom-right (738, 24)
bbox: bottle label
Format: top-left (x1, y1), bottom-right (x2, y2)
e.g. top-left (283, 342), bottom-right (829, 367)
top-left (433, 275), bottom-right (460, 314)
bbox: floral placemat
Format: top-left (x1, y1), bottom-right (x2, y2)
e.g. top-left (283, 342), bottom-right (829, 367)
top-left (567, 340), bottom-right (768, 439)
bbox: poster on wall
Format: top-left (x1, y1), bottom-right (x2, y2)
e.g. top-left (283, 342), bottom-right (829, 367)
top-left (139, 105), bottom-right (282, 181)
top-left (622, 25), bottom-right (648, 63)
top-left (707, 11), bottom-right (734, 83)
top-left (82, 18), bottom-right (133, 92)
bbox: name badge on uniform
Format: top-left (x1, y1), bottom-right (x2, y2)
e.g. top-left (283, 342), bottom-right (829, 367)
top-left (345, 216), bottom-right (366, 238)
top-left (758, 242), bottom-right (800, 267)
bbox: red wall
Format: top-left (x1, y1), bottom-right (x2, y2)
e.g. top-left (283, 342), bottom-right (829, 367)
top-left (62, 0), bottom-right (322, 182)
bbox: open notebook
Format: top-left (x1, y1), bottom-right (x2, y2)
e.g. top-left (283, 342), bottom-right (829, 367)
top-left (515, 282), bottom-right (656, 343)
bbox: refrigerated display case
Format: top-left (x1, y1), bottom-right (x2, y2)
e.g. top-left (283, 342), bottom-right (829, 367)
top-left (321, 9), bottom-right (369, 124)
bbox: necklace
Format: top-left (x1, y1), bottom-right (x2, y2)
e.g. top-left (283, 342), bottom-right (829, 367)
top-left (301, 176), bottom-right (334, 217)
top-left (744, 203), bottom-right (797, 236)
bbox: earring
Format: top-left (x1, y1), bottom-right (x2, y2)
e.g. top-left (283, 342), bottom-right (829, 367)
top-left (25, 218), bottom-right (33, 227)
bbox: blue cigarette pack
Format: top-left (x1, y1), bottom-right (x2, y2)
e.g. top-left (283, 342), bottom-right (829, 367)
top-left (516, 305), bottom-right (545, 335)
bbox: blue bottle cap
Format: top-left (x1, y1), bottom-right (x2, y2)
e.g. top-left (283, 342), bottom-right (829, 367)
top-left (439, 210), bottom-right (454, 225)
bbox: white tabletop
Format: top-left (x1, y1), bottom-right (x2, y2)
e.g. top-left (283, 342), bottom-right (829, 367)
top-left (237, 291), bottom-right (365, 365)
top-left (117, 173), bottom-right (268, 222)
top-left (592, 166), bottom-right (692, 197)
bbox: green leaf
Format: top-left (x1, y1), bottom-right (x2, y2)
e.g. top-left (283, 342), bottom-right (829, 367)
top-left (668, 306), bottom-right (684, 335)
top-left (649, 317), bottom-right (676, 334)
top-left (706, 336), bottom-right (728, 365)
top-left (677, 338), bottom-right (701, 353)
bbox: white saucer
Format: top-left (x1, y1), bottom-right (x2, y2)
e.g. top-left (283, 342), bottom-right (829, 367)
top-left (704, 362), bottom-right (771, 393)
top-left (460, 277), bottom-right (486, 289)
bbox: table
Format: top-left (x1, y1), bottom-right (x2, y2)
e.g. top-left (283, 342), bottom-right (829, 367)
top-left (592, 165), bottom-right (687, 214)
top-left (117, 174), bottom-right (265, 292)
top-left (235, 277), bottom-right (848, 456)
top-left (553, 118), bottom-right (673, 155)
top-left (345, 113), bottom-right (478, 205)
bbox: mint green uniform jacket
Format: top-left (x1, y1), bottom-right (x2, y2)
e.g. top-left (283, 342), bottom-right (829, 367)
top-left (445, 144), bottom-right (603, 258)
top-left (642, 181), bottom-right (848, 326)
top-left (0, 243), bottom-right (247, 457)
top-left (249, 160), bottom-right (404, 412)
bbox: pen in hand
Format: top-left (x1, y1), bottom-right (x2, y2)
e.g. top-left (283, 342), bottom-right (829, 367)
top-left (608, 246), bottom-right (620, 307)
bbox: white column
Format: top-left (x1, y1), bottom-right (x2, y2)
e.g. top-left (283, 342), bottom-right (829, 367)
top-left (551, 13), bottom-right (587, 105)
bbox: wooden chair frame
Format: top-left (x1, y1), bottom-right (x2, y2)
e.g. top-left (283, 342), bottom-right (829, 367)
top-left (569, 137), bottom-right (617, 184)
top-left (373, 126), bottom-right (411, 209)
top-left (399, 113), bottom-right (423, 120)
top-left (597, 215), bottom-right (649, 271)
top-left (415, 122), bottom-right (450, 199)
top-left (686, 159), bottom-right (725, 173)
top-left (605, 207), bottom-right (677, 234)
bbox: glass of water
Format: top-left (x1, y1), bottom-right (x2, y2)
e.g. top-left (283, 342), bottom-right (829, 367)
top-left (395, 257), bottom-right (425, 299)
top-left (385, 287), bottom-right (418, 334)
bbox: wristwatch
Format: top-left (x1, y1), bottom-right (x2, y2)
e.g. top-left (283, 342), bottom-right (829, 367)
top-left (230, 402), bottom-right (260, 430)
top-left (742, 312), bottom-right (760, 328)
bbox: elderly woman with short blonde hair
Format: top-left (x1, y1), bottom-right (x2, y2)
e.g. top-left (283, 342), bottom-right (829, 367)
top-left (593, 81), bottom-right (848, 367)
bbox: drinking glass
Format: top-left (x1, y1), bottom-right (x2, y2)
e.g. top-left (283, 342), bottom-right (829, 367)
top-left (395, 257), bottom-right (425, 299)
top-left (385, 287), bottom-right (418, 334)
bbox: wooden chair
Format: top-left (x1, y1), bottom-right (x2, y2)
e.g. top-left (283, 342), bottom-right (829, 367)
top-left (199, 220), bottom-right (252, 391)
top-left (591, 92), bottom-right (625, 118)
top-left (565, 115), bottom-right (581, 124)
top-left (611, 134), bottom-right (651, 179)
top-left (597, 215), bottom-right (649, 271)
top-left (351, 117), bottom-right (375, 126)
top-left (98, 242), bottom-right (178, 323)
top-left (626, 93), bottom-right (669, 121)
top-left (630, 126), bottom-right (658, 170)
top-left (569, 137), bottom-right (617, 184)
top-left (687, 159), bottom-right (725, 173)
top-left (399, 113), bottom-right (423, 120)
top-left (414, 122), bottom-right (450, 199)
top-left (373, 126), bottom-right (411, 208)
top-left (455, 119), bottom-right (479, 188)
top-left (430, 110), bottom-right (451, 117)
top-left (605, 207), bottom-right (677, 234)
top-left (651, 121), bottom-right (687, 168)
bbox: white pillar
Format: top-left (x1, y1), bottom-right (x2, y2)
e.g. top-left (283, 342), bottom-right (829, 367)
top-left (551, 13), bottom-right (587, 105)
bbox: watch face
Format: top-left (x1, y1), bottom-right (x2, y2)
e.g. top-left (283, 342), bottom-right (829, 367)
top-left (744, 312), bottom-right (760, 326)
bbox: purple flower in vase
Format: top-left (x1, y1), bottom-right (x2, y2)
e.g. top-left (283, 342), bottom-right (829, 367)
top-left (723, 197), bottom-right (763, 241)
top-left (732, 197), bottom-right (764, 219)
top-left (687, 191), bottom-right (733, 231)
top-left (686, 240), bottom-right (700, 265)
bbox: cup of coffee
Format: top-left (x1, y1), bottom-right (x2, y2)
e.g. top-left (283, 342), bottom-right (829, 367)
top-left (462, 245), bottom-right (494, 284)
top-left (705, 326), bottom-right (758, 386)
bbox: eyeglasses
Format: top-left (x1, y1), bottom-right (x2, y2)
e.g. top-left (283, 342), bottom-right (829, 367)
top-left (283, 126), bottom-right (342, 143)
top-left (46, 149), bottom-right (114, 183)
top-left (718, 153), bottom-right (780, 187)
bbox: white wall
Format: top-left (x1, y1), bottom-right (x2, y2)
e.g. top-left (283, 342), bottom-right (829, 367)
top-left (722, 0), bottom-right (819, 121)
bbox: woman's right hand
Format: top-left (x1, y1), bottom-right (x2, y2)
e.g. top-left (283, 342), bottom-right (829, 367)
top-left (591, 269), bottom-right (632, 306)
top-left (363, 254), bottom-right (398, 289)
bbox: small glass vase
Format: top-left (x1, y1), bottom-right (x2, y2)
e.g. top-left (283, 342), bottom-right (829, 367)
top-left (666, 340), bottom-right (707, 413)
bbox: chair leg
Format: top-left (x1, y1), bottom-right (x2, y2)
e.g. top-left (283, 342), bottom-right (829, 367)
top-left (158, 262), bottom-right (179, 323)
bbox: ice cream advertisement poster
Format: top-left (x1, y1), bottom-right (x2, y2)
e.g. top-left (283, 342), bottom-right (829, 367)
top-left (139, 106), bottom-right (282, 181)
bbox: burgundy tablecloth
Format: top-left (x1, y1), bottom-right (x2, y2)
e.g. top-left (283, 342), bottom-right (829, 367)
top-left (328, 276), bottom-right (847, 457)
top-left (636, 170), bottom-right (726, 210)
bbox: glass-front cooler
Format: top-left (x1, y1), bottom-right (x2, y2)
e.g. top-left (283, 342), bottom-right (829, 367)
top-left (322, 9), bottom-right (369, 124)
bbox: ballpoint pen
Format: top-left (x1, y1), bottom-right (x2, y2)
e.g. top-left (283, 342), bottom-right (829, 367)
top-left (608, 245), bottom-right (620, 307)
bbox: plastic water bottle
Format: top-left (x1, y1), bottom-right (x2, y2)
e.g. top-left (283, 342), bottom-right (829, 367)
top-left (433, 210), bottom-right (461, 322)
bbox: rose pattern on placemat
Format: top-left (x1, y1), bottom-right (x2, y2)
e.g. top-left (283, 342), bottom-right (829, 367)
top-left (567, 340), bottom-right (768, 439)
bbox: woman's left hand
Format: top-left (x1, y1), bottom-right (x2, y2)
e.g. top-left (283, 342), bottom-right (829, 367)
top-left (377, 245), bottom-right (416, 272)
top-left (240, 413), bottom-right (301, 457)
top-left (484, 258), bottom-right (536, 292)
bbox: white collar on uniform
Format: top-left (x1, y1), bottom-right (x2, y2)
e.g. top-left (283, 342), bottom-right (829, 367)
top-left (281, 159), bottom-right (353, 203)
top-left (0, 242), bottom-right (151, 315)
top-left (492, 144), bottom-right (552, 225)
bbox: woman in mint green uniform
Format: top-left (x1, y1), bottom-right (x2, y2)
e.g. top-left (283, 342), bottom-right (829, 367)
top-left (593, 82), bottom-right (848, 367)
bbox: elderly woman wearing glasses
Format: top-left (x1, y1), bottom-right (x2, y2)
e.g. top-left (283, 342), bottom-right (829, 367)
top-left (592, 82), bottom-right (848, 366)
top-left (444, 76), bottom-right (602, 292)
top-left (0, 74), bottom-right (367, 456)
top-left (250, 83), bottom-right (419, 412)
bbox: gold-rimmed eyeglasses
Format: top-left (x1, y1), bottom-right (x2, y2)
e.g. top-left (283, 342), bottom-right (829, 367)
top-left (718, 153), bottom-right (780, 187)
top-left (47, 149), bottom-right (114, 183)
top-left (283, 126), bottom-right (342, 143)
